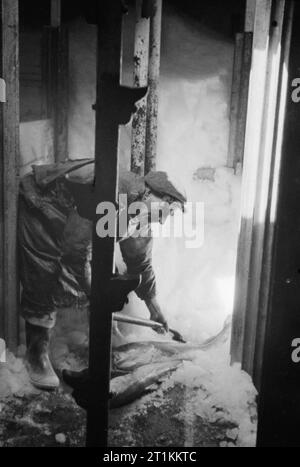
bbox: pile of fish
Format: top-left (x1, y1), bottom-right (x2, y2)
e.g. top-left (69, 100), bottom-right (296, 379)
top-left (110, 318), bottom-right (231, 408)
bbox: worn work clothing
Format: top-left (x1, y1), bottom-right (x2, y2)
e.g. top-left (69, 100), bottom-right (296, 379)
top-left (18, 160), bottom-right (156, 328)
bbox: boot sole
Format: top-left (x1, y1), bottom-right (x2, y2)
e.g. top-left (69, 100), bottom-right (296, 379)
top-left (29, 376), bottom-right (60, 390)
top-left (25, 361), bottom-right (60, 390)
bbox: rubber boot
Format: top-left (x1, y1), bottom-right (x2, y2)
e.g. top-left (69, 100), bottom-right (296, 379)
top-left (25, 322), bottom-right (59, 390)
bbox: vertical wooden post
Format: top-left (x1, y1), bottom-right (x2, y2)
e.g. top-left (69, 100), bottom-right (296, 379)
top-left (242, 0), bottom-right (286, 378)
top-left (235, 32), bottom-right (253, 167)
top-left (47, 0), bottom-right (69, 162)
top-left (145, 0), bottom-right (162, 174)
top-left (227, 1), bottom-right (254, 169)
top-left (231, 0), bottom-right (272, 364)
top-left (256, 1), bottom-right (300, 446)
top-left (0, 79), bottom-right (3, 341)
top-left (0, 0), bottom-right (20, 350)
top-left (86, 0), bottom-right (147, 447)
top-left (55, 24), bottom-right (69, 162)
top-left (254, 0), bottom-right (294, 390)
top-left (87, 4), bottom-right (122, 447)
top-left (227, 33), bottom-right (244, 168)
top-left (131, 0), bottom-right (149, 176)
top-left (245, 0), bottom-right (257, 32)
top-left (51, 0), bottom-right (61, 28)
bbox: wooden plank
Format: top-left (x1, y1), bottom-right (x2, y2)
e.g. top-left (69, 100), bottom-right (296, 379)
top-left (254, 0), bottom-right (294, 391)
top-left (43, 24), bottom-right (69, 162)
top-left (145, 0), bottom-right (162, 174)
top-left (51, 0), bottom-right (61, 28)
top-left (235, 32), bottom-right (253, 166)
top-left (0, 83), bottom-right (3, 341)
top-left (55, 25), bottom-right (69, 162)
top-left (42, 27), bottom-right (54, 119)
top-left (0, 76), bottom-right (4, 339)
top-left (230, 0), bottom-right (272, 364)
top-left (43, 1), bottom-right (68, 162)
top-left (245, 0), bottom-right (257, 32)
top-left (227, 33), bottom-right (244, 168)
top-left (86, 1), bottom-right (147, 445)
top-left (131, 0), bottom-right (149, 176)
top-left (227, 32), bottom-right (252, 169)
top-left (87, 1), bottom-right (123, 447)
top-left (242, 0), bottom-right (286, 378)
top-left (256, 1), bottom-right (300, 446)
top-left (0, 0), bottom-right (20, 350)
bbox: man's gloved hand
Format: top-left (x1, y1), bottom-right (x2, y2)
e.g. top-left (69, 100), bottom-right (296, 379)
top-left (145, 297), bottom-right (169, 333)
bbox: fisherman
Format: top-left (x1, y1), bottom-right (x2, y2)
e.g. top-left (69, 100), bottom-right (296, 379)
top-left (18, 160), bottom-right (187, 390)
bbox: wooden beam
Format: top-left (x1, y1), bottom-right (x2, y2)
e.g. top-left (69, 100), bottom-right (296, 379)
top-left (227, 31), bottom-right (253, 169)
top-left (54, 25), bottom-right (69, 162)
top-left (228, 3), bottom-right (254, 169)
top-left (242, 0), bottom-right (286, 378)
top-left (0, 0), bottom-right (20, 350)
top-left (256, 1), bottom-right (300, 446)
top-left (235, 32), bottom-right (253, 167)
top-left (230, 0), bottom-right (272, 364)
top-left (87, 3), bottom-right (122, 445)
top-left (227, 33), bottom-right (244, 168)
top-left (51, 0), bottom-right (61, 28)
top-left (45, 0), bottom-right (69, 162)
top-left (245, 0), bottom-right (257, 32)
top-left (86, 0), bottom-right (147, 447)
top-left (145, 0), bottom-right (162, 174)
top-left (0, 74), bottom-right (4, 341)
top-left (131, 0), bottom-right (149, 176)
top-left (254, 0), bottom-right (294, 391)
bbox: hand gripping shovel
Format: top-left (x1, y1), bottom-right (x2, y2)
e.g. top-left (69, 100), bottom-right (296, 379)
top-left (113, 312), bottom-right (186, 343)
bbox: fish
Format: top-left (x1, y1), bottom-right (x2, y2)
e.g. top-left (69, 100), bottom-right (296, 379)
top-left (64, 319), bottom-right (231, 409)
top-left (110, 360), bottom-right (181, 408)
top-left (62, 360), bottom-right (181, 410)
top-left (113, 318), bottom-right (231, 372)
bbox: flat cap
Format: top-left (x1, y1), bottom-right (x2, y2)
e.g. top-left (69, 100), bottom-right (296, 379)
top-left (144, 171), bottom-right (187, 206)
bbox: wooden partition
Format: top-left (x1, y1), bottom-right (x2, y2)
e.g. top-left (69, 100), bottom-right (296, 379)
top-left (231, 0), bottom-right (273, 366)
top-left (131, 0), bottom-right (149, 175)
top-left (0, 0), bottom-right (20, 351)
top-left (230, 0), bottom-right (291, 391)
top-left (131, 0), bottom-right (162, 175)
top-left (257, 1), bottom-right (300, 445)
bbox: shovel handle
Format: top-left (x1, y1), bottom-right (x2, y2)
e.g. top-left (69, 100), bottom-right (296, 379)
top-left (113, 312), bottom-right (162, 329)
top-left (113, 312), bottom-right (186, 343)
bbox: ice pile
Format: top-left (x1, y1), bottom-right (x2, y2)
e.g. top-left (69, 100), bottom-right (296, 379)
top-left (167, 344), bottom-right (257, 447)
top-left (121, 339), bottom-right (257, 447)
top-left (0, 351), bottom-right (32, 400)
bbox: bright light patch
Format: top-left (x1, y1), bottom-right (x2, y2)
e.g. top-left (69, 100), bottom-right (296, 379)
top-left (0, 338), bottom-right (6, 363)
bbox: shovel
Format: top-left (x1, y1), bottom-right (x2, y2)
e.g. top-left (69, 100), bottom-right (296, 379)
top-left (113, 312), bottom-right (186, 343)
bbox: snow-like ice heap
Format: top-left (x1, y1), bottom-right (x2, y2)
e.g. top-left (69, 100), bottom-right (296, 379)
top-left (119, 337), bottom-right (257, 448)
top-left (163, 342), bottom-right (257, 447)
top-left (0, 351), bottom-right (32, 399)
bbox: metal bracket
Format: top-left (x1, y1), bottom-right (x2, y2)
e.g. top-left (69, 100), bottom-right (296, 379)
top-left (92, 82), bottom-right (148, 125)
